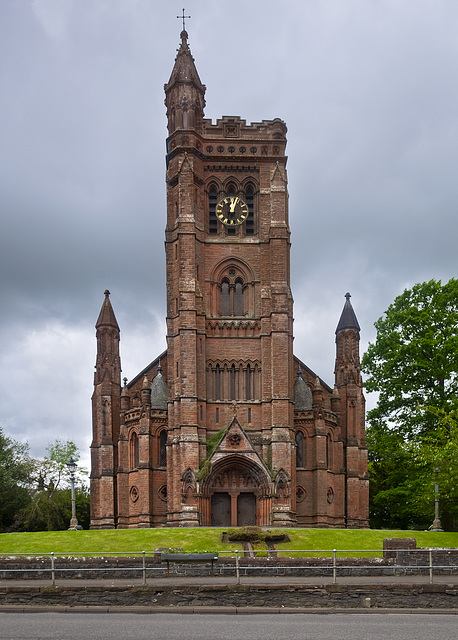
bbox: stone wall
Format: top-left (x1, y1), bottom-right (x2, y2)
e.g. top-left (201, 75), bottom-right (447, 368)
top-left (1, 583), bottom-right (458, 609)
top-left (1, 551), bottom-right (457, 581)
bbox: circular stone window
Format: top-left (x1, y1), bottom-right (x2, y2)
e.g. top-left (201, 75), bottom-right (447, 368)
top-left (296, 486), bottom-right (307, 502)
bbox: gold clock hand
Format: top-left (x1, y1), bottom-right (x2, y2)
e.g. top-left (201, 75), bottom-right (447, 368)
top-left (229, 197), bottom-right (239, 213)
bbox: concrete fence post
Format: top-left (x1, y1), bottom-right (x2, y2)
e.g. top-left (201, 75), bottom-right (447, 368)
top-left (50, 552), bottom-right (55, 586)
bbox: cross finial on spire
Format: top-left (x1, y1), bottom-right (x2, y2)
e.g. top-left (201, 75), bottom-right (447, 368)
top-left (345, 292), bottom-right (351, 301)
top-left (177, 8), bottom-right (191, 32)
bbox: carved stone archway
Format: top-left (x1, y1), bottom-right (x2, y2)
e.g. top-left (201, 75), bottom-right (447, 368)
top-left (200, 455), bottom-right (271, 526)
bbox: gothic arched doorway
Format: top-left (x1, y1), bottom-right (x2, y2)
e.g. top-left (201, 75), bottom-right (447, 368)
top-left (201, 456), bottom-right (271, 526)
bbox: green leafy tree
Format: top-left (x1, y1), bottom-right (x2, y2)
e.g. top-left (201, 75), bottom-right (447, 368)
top-left (16, 439), bottom-right (88, 532)
top-left (362, 279), bottom-right (458, 529)
top-left (411, 408), bottom-right (458, 530)
top-left (0, 427), bottom-right (33, 531)
top-left (362, 278), bottom-right (458, 439)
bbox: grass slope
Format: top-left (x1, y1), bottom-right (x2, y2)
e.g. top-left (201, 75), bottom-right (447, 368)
top-left (0, 528), bottom-right (457, 556)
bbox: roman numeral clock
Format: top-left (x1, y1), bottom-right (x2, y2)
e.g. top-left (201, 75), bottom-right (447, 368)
top-left (216, 196), bottom-right (249, 226)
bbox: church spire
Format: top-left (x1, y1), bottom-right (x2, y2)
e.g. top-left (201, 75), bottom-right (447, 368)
top-left (96, 289), bottom-right (120, 331)
top-left (91, 290), bottom-right (122, 529)
top-left (334, 292), bottom-right (362, 387)
top-left (335, 292), bottom-right (360, 334)
top-left (164, 29), bottom-right (206, 134)
top-left (94, 290), bottom-right (121, 386)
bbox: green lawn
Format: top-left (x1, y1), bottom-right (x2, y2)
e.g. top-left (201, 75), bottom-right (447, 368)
top-left (0, 528), bottom-right (457, 557)
top-left (278, 528), bottom-right (458, 557)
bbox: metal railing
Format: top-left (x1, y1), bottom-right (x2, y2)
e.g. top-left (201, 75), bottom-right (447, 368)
top-left (0, 548), bottom-right (456, 586)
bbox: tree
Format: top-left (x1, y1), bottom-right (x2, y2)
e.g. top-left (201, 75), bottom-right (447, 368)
top-left (362, 278), bottom-right (458, 439)
top-left (36, 439), bottom-right (85, 494)
top-left (15, 439), bottom-right (89, 532)
top-left (362, 279), bottom-right (458, 530)
top-left (412, 407), bottom-right (458, 530)
top-left (0, 427), bottom-right (33, 531)
top-left (366, 423), bottom-right (430, 530)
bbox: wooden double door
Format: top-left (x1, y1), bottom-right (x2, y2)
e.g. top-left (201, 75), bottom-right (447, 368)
top-left (211, 492), bottom-right (256, 527)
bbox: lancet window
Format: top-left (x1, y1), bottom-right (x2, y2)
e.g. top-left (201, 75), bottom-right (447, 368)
top-left (130, 431), bottom-right (139, 470)
top-left (295, 430), bottom-right (304, 468)
top-left (220, 277), bottom-right (244, 317)
top-left (206, 361), bottom-right (261, 401)
top-left (159, 430), bottom-right (167, 467)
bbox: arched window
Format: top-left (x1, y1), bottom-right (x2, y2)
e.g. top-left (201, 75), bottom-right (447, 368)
top-left (245, 185), bottom-right (254, 235)
top-left (159, 430), bottom-right (167, 467)
top-left (220, 277), bottom-right (245, 317)
top-left (215, 364), bottom-right (221, 400)
top-left (295, 431), bottom-right (304, 468)
top-left (221, 279), bottom-right (230, 316)
top-left (234, 279), bottom-right (244, 316)
top-left (326, 434), bottom-right (332, 470)
top-left (230, 364), bottom-right (236, 401)
top-left (246, 364), bottom-right (252, 400)
top-left (209, 185), bottom-right (218, 235)
top-left (209, 183), bottom-right (256, 236)
top-left (130, 432), bottom-right (139, 470)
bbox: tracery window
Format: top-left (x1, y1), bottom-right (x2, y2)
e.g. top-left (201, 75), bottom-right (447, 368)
top-left (220, 277), bottom-right (245, 317)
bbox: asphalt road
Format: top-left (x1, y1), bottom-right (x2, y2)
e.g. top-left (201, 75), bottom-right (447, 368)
top-left (1, 612), bottom-right (457, 640)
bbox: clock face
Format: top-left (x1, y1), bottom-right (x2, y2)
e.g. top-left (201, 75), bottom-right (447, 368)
top-left (216, 196), bottom-right (248, 226)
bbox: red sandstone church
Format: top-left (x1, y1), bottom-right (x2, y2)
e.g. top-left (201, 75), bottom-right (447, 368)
top-left (90, 29), bottom-right (369, 529)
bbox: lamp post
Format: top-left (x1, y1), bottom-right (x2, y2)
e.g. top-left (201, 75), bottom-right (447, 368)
top-left (429, 467), bottom-right (443, 532)
top-left (66, 457), bottom-right (82, 530)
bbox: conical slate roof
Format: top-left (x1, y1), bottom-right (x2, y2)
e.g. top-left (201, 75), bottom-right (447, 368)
top-left (95, 290), bottom-right (119, 330)
top-left (335, 292), bottom-right (360, 334)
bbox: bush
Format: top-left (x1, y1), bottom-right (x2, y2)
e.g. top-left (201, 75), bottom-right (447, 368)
top-left (227, 527), bottom-right (288, 543)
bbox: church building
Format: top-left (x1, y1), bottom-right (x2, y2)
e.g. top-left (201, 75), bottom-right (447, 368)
top-left (90, 29), bottom-right (369, 529)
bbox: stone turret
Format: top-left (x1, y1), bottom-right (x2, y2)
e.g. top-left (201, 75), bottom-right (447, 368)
top-left (90, 290), bottom-right (122, 529)
top-left (334, 293), bottom-right (369, 528)
top-left (164, 30), bottom-right (206, 135)
top-left (335, 292), bottom-right (362, 387)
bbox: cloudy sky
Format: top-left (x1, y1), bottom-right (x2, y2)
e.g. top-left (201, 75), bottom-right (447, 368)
top-left (1, 0), bottom-right (457, 471)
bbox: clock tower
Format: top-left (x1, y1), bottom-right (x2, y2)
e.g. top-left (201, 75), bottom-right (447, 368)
top-left (163, 29), bottom-right (294, 526)
top-left (90, 29), bottom-right (369, 529)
